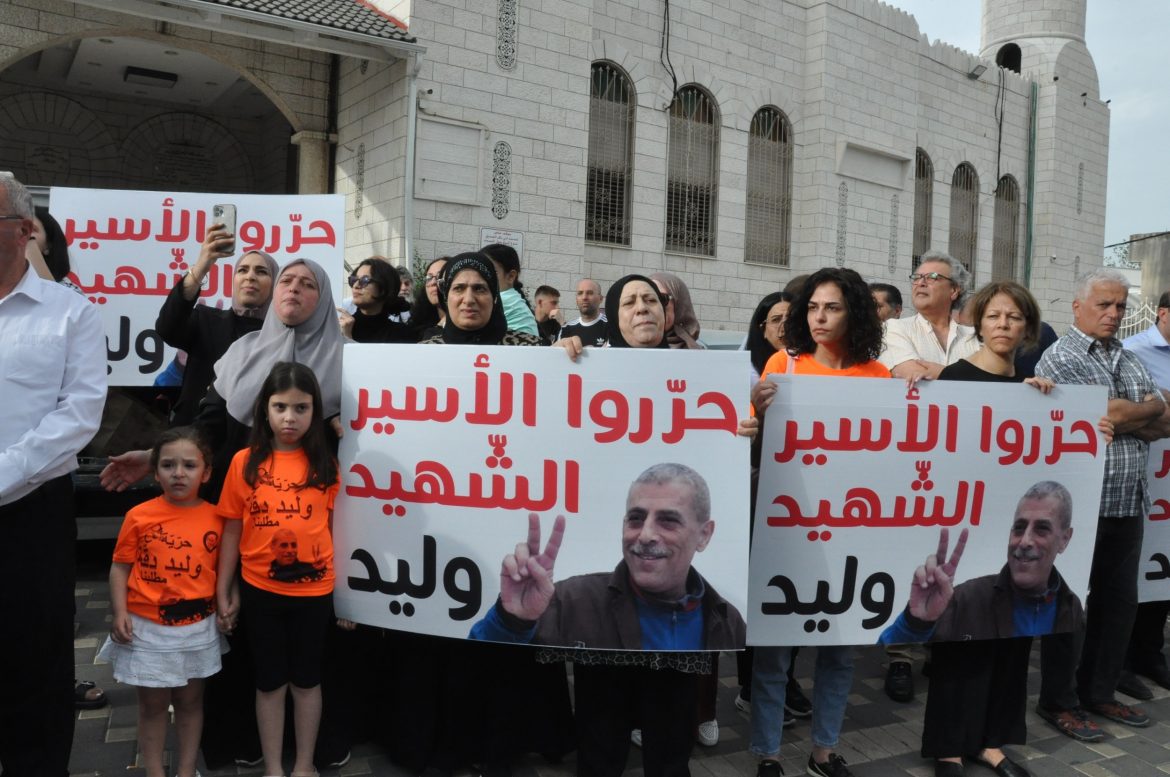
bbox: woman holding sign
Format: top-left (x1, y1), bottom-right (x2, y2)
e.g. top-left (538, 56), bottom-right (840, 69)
top-left (750, 267), bottom-right (889, 777)
top-left (925, 281), bottom-right (1053, 777)
top-left (398, 252), bottom-right (572, 775)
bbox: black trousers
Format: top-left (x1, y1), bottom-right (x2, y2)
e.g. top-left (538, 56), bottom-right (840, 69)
top-left (0, 476), bottom-right (77, 777)
top-left (1127, 601), bottom-right (1170, 675)
top-left (922, 638), bottom-right (1030, 758)
top-left (573, 663), bottom-right (697, 777)
top-left (1041, 515), bottom-right (1142, 708)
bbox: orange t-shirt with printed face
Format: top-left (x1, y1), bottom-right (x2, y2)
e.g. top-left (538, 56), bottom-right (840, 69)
top-left (113, 496), bottom-right (223, 625)
top-left (217, 448), bottom-right (338, 597)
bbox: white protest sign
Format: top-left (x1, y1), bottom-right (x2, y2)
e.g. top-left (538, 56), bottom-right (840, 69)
top-left (1139, 439), bottom-right (1170, 602)
top-left (333, 345), bottom-right (751, 648)
top-left (48, 187), bottom-right (345, 385)
top-left (750, 376), bottom-right (1107, 646)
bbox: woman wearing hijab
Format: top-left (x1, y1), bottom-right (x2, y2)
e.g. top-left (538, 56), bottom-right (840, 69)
top-left (337, 257), bottom-right (413, 343)
top-left (156, 225), bottom-right (280, 425)
top-left (421, 251), bottom-right (542, 345)
top-left (650, 272), bottom-right (703, 350)
top-left (101, 258), bottom-right (348, 769)
top-left (386, 252), bottom-right (572, 775)
top-left (558, 273), bottom-right (756, 773)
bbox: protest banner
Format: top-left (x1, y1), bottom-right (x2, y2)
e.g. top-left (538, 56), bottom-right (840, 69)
top-left (1140, 439), bottom-right (1170, 602)
top-left (332, 345), bottom-right (752, 649)
top-left (48, 187), bottom-right (345, 385)
top-left (750, 376), bottom-right (1108, 646)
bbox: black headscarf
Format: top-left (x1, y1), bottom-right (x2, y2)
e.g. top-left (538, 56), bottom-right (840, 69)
top-left (438, 252), bottom-right (509, 345)
top-left (604, 274), bottom-right (670, 349)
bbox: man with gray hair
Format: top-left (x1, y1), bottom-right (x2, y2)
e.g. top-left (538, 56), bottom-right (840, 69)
top-left (0, 174), bottom-right (107, 774)
top-left (877, 250), bottom-right (978, 701)
top-left (469, 462), bottom-right (744, 775)
top-left (470, 461), bottom-right (743, 649)
top-left (1035, 268), bottom-right (1170, 739)
top-left (879, 250), bottom-right (978, 382)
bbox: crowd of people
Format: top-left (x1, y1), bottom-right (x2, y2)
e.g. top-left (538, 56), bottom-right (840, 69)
top-left (3, 168), bottom-right (1169, 777)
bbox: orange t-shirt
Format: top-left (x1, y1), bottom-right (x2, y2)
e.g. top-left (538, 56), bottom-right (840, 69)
top-left (217, 447), bottom-right (338, 597)
top-left (113, 496), bottom-right (223, 626)
top-left (760, 350), bottom-right (891, 380)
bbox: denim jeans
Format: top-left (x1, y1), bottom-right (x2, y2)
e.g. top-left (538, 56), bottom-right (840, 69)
top-left (749, 645), bottom-right (855, 757)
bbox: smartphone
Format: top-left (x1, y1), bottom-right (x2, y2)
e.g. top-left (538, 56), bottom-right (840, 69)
top-left (211, 203), bottom-right (237, 253)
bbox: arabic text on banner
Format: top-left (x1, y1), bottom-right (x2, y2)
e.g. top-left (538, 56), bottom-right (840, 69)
top-left (1139, 439), bottom-right (1170, 602)
top-left (49, 187), bottom-right (345, 385)
top-left (750, 376), bottom-right (1108, 646)
top-left (332, 345), bottom-right (751, 648)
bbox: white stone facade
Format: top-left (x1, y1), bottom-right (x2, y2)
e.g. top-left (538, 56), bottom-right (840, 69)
top-left (343, 0), bottom-right (1108, 330)
top-left (0, 0), bottom-right (1108, 330)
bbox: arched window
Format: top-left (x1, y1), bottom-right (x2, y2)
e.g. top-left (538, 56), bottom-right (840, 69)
top-left (912, 148), bottom-right (933, 269)
top-left (992, 175), bottom-right (1020, 281)
top-left (665, 85), bottom-right (719, 256)
top-left (745, 106), bottom-right (793, 266)
top-left (996, 44), bottom-right (1022, 74)
top-left (586, 62), bottom-right (635, 245)
top-left (949, 162), bottom-right (980, 282)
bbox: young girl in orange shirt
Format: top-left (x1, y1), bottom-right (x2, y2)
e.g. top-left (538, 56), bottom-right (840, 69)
top-left (99, 427), bottom-right (225, 777)
top-left (215, 362), bottom-right (339, 777)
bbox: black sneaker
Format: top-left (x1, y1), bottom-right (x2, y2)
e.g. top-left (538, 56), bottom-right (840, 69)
top-left (807, 753), bottom-right (853, 777)
top-left (784, 708), bottom-right (796, 727)
top-left (785, 680), bottom-right (813, 717)
top-left (884, 661), bottom-right (914, 702)
top-left (757, 759), bottom-right (785, 777)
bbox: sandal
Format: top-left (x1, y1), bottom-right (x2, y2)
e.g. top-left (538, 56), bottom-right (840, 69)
top-left (74, 680), bottom-right (108, 710)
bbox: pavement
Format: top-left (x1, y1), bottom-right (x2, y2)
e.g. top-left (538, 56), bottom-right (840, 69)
top-left (70, 540), bottom-right (1170, 777)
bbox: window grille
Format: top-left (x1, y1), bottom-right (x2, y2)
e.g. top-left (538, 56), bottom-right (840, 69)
top-left (665, 85), bottom-right (719, 256)
top-left (992, 175), bottom-right (1020, 281)
top-left (745, 107), bottom-right (793, 266)
top-left (586, 62), bottom-right (635, 245)
top-left (912, 148), bottom-right (933, 269)
top-left (949, 162), bottom-right (979, 283)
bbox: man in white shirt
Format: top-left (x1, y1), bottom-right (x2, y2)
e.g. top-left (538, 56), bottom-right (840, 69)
top-left (880, 250), bottom-right (979, 381)
top-left (876, 250), bottom-right (978, 702)
top-left (0, 175), bottom-right (107, 776)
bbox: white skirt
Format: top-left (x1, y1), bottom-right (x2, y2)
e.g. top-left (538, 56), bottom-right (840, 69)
top-left (97, 614), bottom-right (228, 688)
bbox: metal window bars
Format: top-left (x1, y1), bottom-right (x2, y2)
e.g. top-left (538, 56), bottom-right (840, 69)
top-left (992, 175), bottom-right (1020, 282)
top-left (745, 107), bottom-right (793, 266)
top-left (585, 62), bottom-right (635, 245)
top-left (665, 85), bottom-right (719, 256)
top-left (949, 162), bottom-right (979, 285)
top-left (912, 148), bottom-right (933, 270)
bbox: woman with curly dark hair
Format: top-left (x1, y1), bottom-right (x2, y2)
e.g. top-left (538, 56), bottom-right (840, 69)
top-left (748, 266), bottom-right (889, 777)
top-left (779, 266), bottom-right (885, 367)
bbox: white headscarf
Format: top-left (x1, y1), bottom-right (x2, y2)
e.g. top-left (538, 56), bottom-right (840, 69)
top-left (212, 258), bottom-right (343, 424)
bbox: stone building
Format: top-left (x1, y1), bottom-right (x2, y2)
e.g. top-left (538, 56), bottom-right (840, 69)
top-left (0, 0), bottom-right (1109, 329)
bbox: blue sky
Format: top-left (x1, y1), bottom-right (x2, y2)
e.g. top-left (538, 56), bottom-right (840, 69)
top-left (891, 0), bottom-right (1168, 254)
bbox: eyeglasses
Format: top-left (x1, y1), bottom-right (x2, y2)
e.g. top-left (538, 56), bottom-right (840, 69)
top-left (424, 273), bottom-right (441, 284)
top-left (348, 275), bottom-right (375, 289)
top-left (0, 215), bottom-right (24, 221)
top-left (909, 271), bottom-right (953, 285)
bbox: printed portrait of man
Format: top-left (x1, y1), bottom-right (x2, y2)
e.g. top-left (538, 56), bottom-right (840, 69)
top-left (469, 462), bottom-right (746, 650)
top-left (268, 528), bottom-right (326, 583)
top-left (880, 480), bottom-right (1084, 643)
